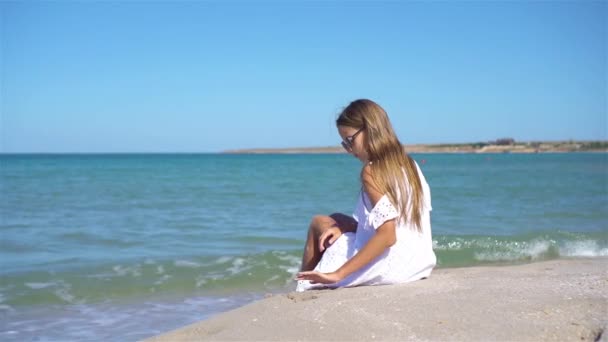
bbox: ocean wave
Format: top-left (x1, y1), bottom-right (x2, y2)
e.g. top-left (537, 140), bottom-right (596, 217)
top-left (559, 240), bottom-right (608, 257)
top-left (433, 231), bottom-right (608, 265)
top-left (2, 232), bottom-right (605, 308)
top-left (1, 251), bottom-right (301, 307)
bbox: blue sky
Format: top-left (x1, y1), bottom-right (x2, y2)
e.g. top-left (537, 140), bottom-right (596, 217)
top-left (1, 1), bottom-right (606, 153)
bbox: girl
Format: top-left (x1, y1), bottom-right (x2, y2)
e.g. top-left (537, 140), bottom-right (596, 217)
top-left (296, 99), bottom-right (436, 291)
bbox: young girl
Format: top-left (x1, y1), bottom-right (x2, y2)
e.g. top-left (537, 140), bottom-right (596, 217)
top-left (296, 99), bottom-right (436, 291)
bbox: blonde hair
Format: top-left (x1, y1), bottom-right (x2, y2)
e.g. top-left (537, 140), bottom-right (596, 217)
top-left (336, 99), bottom-right (424, 230)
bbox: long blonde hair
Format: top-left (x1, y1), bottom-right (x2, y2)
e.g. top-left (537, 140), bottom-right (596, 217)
top-left (336, 99), bottom-right (424, 230)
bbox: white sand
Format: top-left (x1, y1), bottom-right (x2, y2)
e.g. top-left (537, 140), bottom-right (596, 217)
top-left (146, 258), bottom-right (607, 341)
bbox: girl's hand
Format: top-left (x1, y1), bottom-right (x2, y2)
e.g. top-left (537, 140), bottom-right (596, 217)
top-left (295, 271), bottom-right (342, 284)
top-left (318, 226), bottom-right (342, 252)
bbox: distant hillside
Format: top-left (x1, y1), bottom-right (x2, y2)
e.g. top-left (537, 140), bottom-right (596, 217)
top-left (223, 140), bottom-right (608, 154)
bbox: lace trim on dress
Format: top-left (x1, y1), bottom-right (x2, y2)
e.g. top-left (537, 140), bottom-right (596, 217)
top-left (368, 195), bottom-right (399, 230)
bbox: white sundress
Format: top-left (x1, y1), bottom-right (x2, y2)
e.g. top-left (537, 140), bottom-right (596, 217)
top-left (296, 163), bottom-right (436, 292)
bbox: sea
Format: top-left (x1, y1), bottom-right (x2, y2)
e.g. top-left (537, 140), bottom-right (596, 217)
top-left (1, 153), bottom-right (607, 341)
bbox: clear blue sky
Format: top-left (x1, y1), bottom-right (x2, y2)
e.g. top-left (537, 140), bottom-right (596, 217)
top-left (1, 1), bottom-right (606, 153)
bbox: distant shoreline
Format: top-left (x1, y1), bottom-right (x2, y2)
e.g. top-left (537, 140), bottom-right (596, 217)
top-left (1, 141), bottom-right (606, 155)
top-left (223, 140), bottom-right (608, 154)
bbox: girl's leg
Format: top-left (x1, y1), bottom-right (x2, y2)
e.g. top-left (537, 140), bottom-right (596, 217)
top-left (300, 215), bottom-right (333, 272)
top-left (299, 213), bottom-right (357, 272)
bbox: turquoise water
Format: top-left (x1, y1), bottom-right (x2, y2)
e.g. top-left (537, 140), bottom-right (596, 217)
top-left (1, 153), bottom-right (607, 340)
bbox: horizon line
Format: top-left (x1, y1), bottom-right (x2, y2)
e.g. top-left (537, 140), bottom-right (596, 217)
top-left (1, 139), bottom-right (607, 155)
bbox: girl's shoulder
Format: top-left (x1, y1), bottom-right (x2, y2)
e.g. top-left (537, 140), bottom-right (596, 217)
top-left (360, 161), bottom-right (373, 176)
top-left (360, 163), bottom-right (384, 207)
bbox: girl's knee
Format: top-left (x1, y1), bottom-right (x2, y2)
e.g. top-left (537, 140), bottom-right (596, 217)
top-left (310, 215), bottom-right (330, 226)
top-left (309, 215), bottom-right (333, 233)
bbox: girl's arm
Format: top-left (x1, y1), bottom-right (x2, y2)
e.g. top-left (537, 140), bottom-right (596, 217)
top-left (296, 164), bottom-right (397, 284)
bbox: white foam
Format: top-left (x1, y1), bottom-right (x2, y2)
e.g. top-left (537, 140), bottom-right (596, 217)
top-left (273, 251), bottom-right (301, 275)
top-left (264, 275), bottom-right (280, 285)
top-left (560, 240), bottom-right (608, 257)
top-left (195, 276), bottom-right (207, 288)
top-left (433, 238), bottom-right (469, 250)
top-left (526, 240), bottom-right (553, 258)
top-left (174, 260), bottom-right (201, 268)
top-left (25, 282), bottom-right (55, 290)
top-left (214, 256), bottom-right (232, 264)
top-left (283, 266), bottom-right (299, 275)
top-left (227, 258), bottom-right (251, 275)
top-left (474, 240), bottom-right (553, 262)
top-left (153, 274), bottom-right (171, 286)
top-left (54, 287), bottom-right (78, 304)
top-left (0, 304), bottom-right (15, 313)
top-left (278, 261), bottom-right (300, 275)
top-left (112, 265), bottom-right (142, 277)
top-left (471, 238), bottom-right (608, 262)
top-left (275, 253), bottom-right (300, 264)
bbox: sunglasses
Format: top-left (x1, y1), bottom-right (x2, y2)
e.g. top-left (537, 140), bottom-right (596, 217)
top-left (341, 127), bottom-right (365, 151)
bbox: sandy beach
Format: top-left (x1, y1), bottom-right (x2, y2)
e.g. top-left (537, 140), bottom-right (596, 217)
top-left (146, 258), bottom-right (607, 341)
